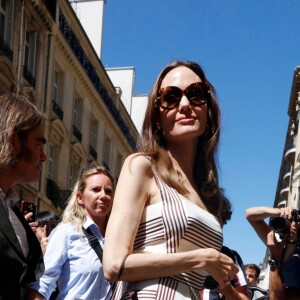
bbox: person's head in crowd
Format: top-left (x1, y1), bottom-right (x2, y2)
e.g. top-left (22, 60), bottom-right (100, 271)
top-left (138, 60), bottom-right (221, 215)
top-left (245, 264), bottom-right (260, 287)
top-left (0, 93), bottom-right (46, 190)
top-left (35, 211), bottom-right (60, 241)
top-left (62, 166), bottom-right (115, 235)
top-left (0, 93), bottom-right (46, 299)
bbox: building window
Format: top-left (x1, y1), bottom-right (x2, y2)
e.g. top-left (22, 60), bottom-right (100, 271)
top-left (51, 69), bottom-right (64, 120)
top-left (0, 0), bottom-right (13, 60)
top-left (90, 120), bottom-right (98, 149)
top-left (103, 133), bottom-right (111, 169)
top-left (68, 163), bottom-right (79, 189)
top-left (115, 152), bottom-right (123, 180)
top-left (68, 164), bottom-right (74, 189)
top-left (53, 69), bottom-right (64, 105)
top-left (24, 30), bottom-right (37, 75)
top-left (73, 97), bottom-right (83, 130)
top-left (23, 29), bottom-right (37, 87)
top-left (0, 0), bottom-right (6, 41)
top-left (72, 97), bottom-right (83, 142)
top-left (48, 144), bottom-right (54, 179)
top-left (53, 70), bottom-right (59, 103)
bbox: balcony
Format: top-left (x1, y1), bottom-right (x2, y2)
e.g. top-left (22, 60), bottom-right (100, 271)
top-left (89, 145), bottom-right (98, 161)
top-left (277, 200), bottom-right (287, 208)
top-left (283, 172), bottom-right (291, 185)
top-left (72, 125), bottom-right (82, 143)
top-left (52, 100), bottom-right (64, 121)
top-left (280, 187), bottom-right (289, 201)
top-left (285, 147), bottom-right (296, 165)
top-left (42, 0), bottom-right (57, 19)
top-left (0, 37), bottom-right (13, 60)
top-left (46, 178), bottom-right (60, 207)
top-left (23, 65), bottom-right (36, 88)
top-left (46, 178), bottom-right (71, 209)
top-left (58, 10), bottom-right (136, 150)
top-left (58, 189), bottom-right (71, 209)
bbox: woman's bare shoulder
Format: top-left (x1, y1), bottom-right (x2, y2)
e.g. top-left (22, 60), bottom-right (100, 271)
top-left (123, 153), bottom-right (153, 177)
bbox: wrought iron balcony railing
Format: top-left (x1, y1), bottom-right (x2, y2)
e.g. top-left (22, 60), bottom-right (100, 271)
top-left (0, 37), bottom-right (13, 60)
top-left (89, 145), bottom-right (97, 161)
top-left (72, 125), bottom-right (82, 143)
top-left (52, 100), bottom-right (64, 121)
top-left (42, 0), bottom-right (57, 19)
top-left (58, 10), bottom-right (136, 150)
top-left (46, 178), bottom-right (60, 207)
top-left (46, 178), bottom-right (71, 209)
top-left (23, 65), bottom-right (36, 88)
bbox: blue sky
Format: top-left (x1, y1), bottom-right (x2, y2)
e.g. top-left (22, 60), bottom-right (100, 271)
top-left (101, 0), bottom-right (300, 265)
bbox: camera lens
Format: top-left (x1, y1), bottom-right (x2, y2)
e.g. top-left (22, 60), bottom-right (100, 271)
top-left (270, 217), bottom-right (291, 236)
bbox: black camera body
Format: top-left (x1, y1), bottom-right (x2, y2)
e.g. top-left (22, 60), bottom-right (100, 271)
top-left (270, 209), bottom-right (300, 238)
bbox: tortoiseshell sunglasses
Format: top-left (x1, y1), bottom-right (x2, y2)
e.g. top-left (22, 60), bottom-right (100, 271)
top-left (156, 82), bottom-right (210, 110)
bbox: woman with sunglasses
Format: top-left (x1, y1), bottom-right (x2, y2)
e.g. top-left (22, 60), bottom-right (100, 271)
top-left (103, 60), bottom-right (238, 299)
top-left (27, 166), bottom-right (114, 300)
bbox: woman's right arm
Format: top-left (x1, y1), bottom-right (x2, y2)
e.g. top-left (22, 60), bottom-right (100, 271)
top-left (103, 154), bottom-right (238, 287)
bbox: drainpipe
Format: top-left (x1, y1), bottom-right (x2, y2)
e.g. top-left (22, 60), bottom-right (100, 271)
top-left (16, 0), bottom-right (25, 95)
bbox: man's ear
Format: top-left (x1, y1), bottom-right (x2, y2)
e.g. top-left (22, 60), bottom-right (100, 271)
top-left (76, 191), bottom-right (84, 205)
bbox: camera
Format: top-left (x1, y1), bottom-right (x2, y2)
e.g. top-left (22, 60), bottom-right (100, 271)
top-left (270, 209), bottom-right (300, 237)
top-left (19, 200), bottom-right (36, 222)
top-left (203, 246), bottom-right (235, 289)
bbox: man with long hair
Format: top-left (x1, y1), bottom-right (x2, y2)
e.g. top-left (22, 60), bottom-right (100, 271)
top-left (0, 93), bottom-right (46, 299)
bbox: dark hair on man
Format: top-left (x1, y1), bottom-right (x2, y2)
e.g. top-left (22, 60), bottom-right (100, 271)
top-left (245, 263), bottom-right (261, 279)
top-left (36, 211), bottom-right (60, 227)
top-left (0, 93), bottom-right (45, 172)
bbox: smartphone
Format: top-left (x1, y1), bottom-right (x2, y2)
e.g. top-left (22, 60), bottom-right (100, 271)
top-left (19, 200), bottom-right (36, 222)
top-left (45, 220), bottom-right (60, 236)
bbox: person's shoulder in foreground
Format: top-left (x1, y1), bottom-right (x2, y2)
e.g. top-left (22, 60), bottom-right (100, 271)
top-left (0, 93), bottom-right (46, 300)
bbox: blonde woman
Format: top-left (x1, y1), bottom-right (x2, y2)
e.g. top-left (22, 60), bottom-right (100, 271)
top-left (28, 166), bottom-right (114, 300)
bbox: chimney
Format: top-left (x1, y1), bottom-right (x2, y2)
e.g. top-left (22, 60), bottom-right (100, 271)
top-left (70, 0), bottom-right (106, 59)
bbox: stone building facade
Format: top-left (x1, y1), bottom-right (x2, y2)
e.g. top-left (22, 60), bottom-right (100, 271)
top-left (0, 0), bottom-right (138, 215)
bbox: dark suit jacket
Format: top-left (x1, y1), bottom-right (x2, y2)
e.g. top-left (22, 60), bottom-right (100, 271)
top-left (0, 200), bottom-right (44, 300)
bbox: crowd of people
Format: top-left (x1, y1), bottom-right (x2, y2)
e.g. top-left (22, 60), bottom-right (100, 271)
top-left (0, 61), bottom-right (299, 300)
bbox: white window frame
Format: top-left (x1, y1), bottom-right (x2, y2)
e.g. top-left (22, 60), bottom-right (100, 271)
top-left (73, 97), bottom-right (83, 129)
top-left (53, 70), bottom-right (59, 103)
top-left (90, 120), bottom-right (98, 149)
top-left (0, 0), bottom-right (6, 41)
top-left (103, 133), bottom-right (111, 169)
top-left (24, 29), bottom-right (37, 75)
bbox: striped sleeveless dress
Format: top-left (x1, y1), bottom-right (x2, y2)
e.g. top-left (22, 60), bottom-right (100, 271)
top-left (114, 172), bottom-right (223, 300)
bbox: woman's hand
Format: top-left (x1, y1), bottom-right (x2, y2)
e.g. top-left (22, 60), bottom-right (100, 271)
top-left (40, 225), bottom-right (49, 255)
top-left (201, 248), bottom-right (239, 289)
top-left (278, 206), bottom-right (294, 220)
top-left (25, 212), bottom-right (38, 233)
top-left (267, 230), bottom-right (284, 262)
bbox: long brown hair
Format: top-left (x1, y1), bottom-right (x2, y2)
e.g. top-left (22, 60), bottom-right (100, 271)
top-left (0, 93), bottom-right (45, 173)
top-left (137, 60), bottom-right (221, 215)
